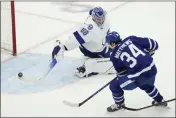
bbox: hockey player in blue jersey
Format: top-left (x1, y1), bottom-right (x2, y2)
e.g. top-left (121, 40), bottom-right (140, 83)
top-left (52, 7), bottom-right (116, 78)
top-left (105, 31), bottom-right (167, 112)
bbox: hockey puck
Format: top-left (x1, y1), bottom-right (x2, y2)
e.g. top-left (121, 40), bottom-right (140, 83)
top-left (18, 72), bottom-right (23, 77)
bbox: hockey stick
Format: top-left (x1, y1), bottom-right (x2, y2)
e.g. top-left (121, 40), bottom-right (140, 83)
top-left (39, 58), bottom-right (57, 80)
top-left (95, 59), bottom-right (126, 75)
top-left (18, 58), bottom-right (57, 83)
top-left (123, 98), bottom-right (176, 111)
top-left (63, 72), bottom-right (174, 108)
top-left (63, 67), bottom-right (126, 107)
top-left (85, 59), bottom-right (117, 77)
top-left (63, 77), bottom-right (116, 107)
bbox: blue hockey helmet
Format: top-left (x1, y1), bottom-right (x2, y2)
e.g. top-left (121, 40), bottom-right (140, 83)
top-left (106, 31), bottom-right (121, 45)
top-left (90, 7), bottom-right (106, 26)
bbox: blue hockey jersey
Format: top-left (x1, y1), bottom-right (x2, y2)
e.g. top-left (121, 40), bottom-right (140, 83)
top-left (110, 36), bottom-right (159, 80)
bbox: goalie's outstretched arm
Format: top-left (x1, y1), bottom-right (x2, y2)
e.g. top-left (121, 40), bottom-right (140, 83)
top-left (52, 32), bottom-right (83, 60)
top-left (51, 25), bottom-right (91, 60)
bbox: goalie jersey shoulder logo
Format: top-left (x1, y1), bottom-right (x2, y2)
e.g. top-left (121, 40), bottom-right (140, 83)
top-left (88, 24), bottom-right (93, 30)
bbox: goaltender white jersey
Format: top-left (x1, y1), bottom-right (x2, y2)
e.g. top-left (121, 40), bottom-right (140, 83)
top-left (64, 16), bottom-right (110, 53)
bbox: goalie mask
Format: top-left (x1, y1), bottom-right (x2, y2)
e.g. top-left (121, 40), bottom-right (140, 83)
top-left (90, 7), bottom-right (106, 26)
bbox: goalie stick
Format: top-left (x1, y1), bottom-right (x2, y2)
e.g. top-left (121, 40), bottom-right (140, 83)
top-left (39, 58), bottom-right (57, 80)
top-left (18, 58), bottom-right (57, 83)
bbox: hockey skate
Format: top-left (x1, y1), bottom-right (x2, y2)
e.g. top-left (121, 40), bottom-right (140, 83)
top-left (107, 103), bottom-right (125, 112)
top-left (152, 99), bottom-right (168, 107)
top-left (74, 65), bottom-right (98, 78)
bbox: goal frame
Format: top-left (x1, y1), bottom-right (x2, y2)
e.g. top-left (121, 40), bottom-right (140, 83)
top-left (1, 1), bottom-right (17, 56)
top-left (10, 1), bottom-right (17, 56)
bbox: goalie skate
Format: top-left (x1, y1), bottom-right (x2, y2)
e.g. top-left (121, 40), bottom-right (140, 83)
top-left (74, 65), bottom-right (98, 78)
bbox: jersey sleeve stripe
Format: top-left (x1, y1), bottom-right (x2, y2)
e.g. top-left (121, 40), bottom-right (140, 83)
top-left (155, 41), bottom-right (158, 50)
top-left (152, 40), bottom-right (157, 50)
top-left (148, 38), bottom-right (152, 50)
top-left (73, 31), bottom-right (85, 45)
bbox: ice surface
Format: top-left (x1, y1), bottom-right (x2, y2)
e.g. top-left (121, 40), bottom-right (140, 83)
top-left (1, 2), bottom-right (175, 117)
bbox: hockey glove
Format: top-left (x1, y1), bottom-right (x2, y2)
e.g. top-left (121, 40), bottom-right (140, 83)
top-left (52, 40), bottom-right (65, 61)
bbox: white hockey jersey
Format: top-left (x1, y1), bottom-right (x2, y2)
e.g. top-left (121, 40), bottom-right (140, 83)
top-left (64, 15), bottom-right (110, 53)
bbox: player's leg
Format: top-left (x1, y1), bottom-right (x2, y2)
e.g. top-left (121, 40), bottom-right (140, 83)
top-left (135, 65), bottom-right (167, 107)
top-left (108, 75), bottom-right (147, 112)
top-left (107, 75), bottom-right (139, 112)
top-left (107, 77), bottom-right (125, 112)
top-left (138, 78), bottom-right (167, 107)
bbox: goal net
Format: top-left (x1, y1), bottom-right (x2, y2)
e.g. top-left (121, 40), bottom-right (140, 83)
top-left (1, 1), bottom-right (17, 56)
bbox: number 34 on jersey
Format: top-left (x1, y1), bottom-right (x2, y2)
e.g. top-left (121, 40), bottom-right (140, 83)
top-left (114, 40), bottom-right (146, 68)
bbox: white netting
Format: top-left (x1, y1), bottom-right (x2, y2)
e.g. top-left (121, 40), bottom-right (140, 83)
top-left (1, 2), bottom-right (16, 55)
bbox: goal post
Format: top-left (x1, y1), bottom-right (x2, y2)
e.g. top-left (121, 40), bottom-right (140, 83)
top-left (1, 1), bottom-right (17, 56)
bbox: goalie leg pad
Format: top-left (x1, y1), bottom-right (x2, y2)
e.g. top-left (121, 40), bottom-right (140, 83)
top-left (84, 58), bottom-right (116, 74)
top-left (75, 58), bottom-right (115, 77)
top-left (74, 58), bottom-right (116, 78)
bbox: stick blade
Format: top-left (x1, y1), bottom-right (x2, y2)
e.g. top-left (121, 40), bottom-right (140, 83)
top-left (17, 76), bottom-right (40, 83)
top-left (63, 100), bottom-right (80, 107)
